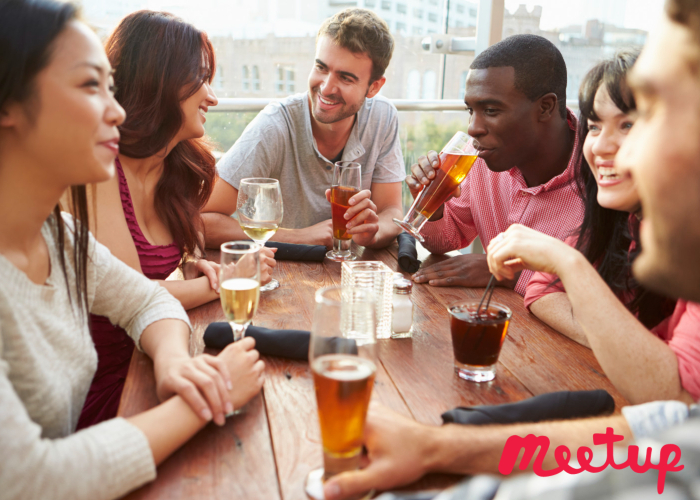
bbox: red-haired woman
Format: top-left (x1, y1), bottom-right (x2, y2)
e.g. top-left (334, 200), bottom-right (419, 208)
top-left (73, 11), bottom-right (276, 428)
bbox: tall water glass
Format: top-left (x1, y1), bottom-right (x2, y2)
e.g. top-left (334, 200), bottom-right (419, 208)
top-left (341, 261), bottom-right (393, 339)
top-left (305, 286), bottom-right (377, 500)
top-left (237, 178), bottom-right (284, 291)
top-left (393, 131), bottom-right (478, 241)
top-left (219, 241), bottom-right (261, 342)
top-left (327, 161), bottom-right (362, 262)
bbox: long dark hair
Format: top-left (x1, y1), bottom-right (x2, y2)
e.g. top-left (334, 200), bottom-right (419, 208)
top-left (105, 11), bottom-right (217, 257)
top-left (573, 50), bottom-right (673, 328)
top-left (0, 0), bottom-right (90, 316)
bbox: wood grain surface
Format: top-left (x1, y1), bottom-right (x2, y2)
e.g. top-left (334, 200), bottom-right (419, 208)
top-left (118, 242), bottom-right (628, 499)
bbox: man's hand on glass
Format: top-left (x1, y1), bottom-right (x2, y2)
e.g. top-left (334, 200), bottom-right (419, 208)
top-left (405, 150), bottom-right (461, 221)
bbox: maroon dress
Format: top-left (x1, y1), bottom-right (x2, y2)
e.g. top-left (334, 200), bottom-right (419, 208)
top-left (77, 158), bottom-right (183, 429)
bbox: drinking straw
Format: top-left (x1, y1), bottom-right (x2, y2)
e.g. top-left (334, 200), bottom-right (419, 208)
top-left (477, 275), bottom-right (496, 319)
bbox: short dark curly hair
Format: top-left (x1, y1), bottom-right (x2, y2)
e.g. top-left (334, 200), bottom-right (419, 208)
top-left (317, 8), bottom-right (394, 84)
top-left (471, 34), bottom-right (568, 119)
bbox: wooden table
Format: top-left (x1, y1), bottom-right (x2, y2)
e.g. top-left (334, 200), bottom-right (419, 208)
top-left (118, 242), bottom-right (627, 500)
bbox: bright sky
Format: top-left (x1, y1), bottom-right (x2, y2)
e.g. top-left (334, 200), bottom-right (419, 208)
top-left (504, 0), bottom-right (665, 32)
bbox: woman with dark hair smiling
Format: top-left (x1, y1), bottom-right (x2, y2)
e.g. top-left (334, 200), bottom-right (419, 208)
top-left (70, 11), bottom-right (276, 429)
top-left (0, 1), bottom-right (264, 498)
top-left (487, 51), bottom-right (700, 406)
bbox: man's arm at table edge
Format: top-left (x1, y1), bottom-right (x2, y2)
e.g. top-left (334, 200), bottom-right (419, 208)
top-left (203, 177), bottom-right (333, 248)
top-left (364, 181), bottom-right (403, 249)
top-left (419, 191), bottom-right (476, 256)
top-left (324, 412), bottom-right (636, 500)
top-left (427, 415), bottom-right (633, 476)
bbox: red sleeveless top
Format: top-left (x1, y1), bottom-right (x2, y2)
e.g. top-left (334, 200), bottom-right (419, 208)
top-left (77, 158), bottom-right (182, 429)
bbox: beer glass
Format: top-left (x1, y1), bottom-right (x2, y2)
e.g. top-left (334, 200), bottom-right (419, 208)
top-left (219, 241), bottom-right (261, 342)
top-left (237, 178), bottom-right (284, 291)
top-left (305, 286), bottom-right (377, 500)
top-left (448, 300), bottom-right (512, 382)
top-left (327, 161), bottom-right (362, 262)
top-left (393, 131), bottom-right (478, 241)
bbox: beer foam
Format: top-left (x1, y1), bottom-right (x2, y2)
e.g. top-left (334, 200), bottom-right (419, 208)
top-left (221, 278), bottom-right (259, 291)
top-left (312, 354), bottom-right (376, 381)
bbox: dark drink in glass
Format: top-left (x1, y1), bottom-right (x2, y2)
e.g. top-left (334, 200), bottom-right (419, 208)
top-left (331, 185), bottom-right (360, 240)
top-left (448, 300), bottom-right (512, 382)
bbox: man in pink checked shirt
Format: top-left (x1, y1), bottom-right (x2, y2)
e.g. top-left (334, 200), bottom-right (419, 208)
top-left (408, 34), bottom-right (583, 296)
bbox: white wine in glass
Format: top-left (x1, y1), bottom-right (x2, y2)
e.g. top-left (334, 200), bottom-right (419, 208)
top-left (237, 178), bottom-right (283, 291)
top-left (219, 241), bottom-right (261, 342)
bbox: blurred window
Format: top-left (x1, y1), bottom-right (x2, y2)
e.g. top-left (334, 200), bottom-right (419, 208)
top-left (242, 66), bottom-right (249, 91)
top-left (252, 65), bottom-right (260, 91)
top-left (422, 70), bottom-right (436, 99)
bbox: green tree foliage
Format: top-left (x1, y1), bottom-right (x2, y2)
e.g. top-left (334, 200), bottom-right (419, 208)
top-left (204, 112), bottom-right (257, 154)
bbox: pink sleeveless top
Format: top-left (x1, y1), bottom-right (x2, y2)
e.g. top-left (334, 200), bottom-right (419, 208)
top-left (77, 158), bottom-right (182, 429)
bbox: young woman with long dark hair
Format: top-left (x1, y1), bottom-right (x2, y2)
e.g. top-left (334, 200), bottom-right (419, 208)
top-left (70, 11), bottom-right (276, 429)
top-left (487, 51), bottom-right (699, 405)
top-left (0, 2), bottom-right (264, 498)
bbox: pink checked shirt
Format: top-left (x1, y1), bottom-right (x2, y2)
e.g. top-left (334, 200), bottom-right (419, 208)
top-left (420, 110), bottom-right (585, 296)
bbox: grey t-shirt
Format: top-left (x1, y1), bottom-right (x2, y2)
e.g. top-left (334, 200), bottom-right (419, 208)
top-left (217, 92), bottom-right (406, 229)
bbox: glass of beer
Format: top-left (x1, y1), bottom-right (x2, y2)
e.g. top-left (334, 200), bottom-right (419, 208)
top-left (448, 300), bottom-right (512, 382)
top-left (219, 241), bottom-right (261, 342)
top-left (393, 131), bottom-right (478, 241)
top-left (327, 161), bottom-right (362, 262)
top-left (237, 178), bottom-right (283, 291)
top-left (305, 286), bottom-right (377, 500)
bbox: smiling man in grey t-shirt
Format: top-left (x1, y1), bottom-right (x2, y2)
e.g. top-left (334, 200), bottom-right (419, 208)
top-left (203, 9), bottom-right (405, 249)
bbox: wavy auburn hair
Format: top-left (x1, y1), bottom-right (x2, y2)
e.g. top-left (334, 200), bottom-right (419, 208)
top-left (105, 10), bottom-right (216, 256)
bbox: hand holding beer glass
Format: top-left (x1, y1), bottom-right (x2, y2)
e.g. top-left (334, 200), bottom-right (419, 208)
top-left (305, 286), bottom-right (377, 500)
top-left (327, 161), bottom-right (362, 262)
top-left (394, 131), bottom-right (478, 241)
top-left (237, 178), bottom-right (284, 291)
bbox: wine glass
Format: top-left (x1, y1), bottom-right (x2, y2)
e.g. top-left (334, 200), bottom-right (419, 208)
top-left (305, 286), bottom-right (377, 500)
top-left (237, 178), bottom-right (284, 291)
top-left (219, 241), bottom-right (261, 342)
top-left (327, 161), bottom-right (362, 262)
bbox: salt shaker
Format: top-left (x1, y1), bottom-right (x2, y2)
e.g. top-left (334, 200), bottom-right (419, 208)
top-left (392, 275), bottom-right (414, 338)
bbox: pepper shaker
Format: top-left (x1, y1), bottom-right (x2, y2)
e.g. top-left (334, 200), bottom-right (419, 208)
top-left (392, 274), bottom-right (414, 339)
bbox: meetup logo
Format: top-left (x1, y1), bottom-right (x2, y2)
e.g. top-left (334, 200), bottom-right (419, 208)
top-left (498, 427), bottom-right (683, 494)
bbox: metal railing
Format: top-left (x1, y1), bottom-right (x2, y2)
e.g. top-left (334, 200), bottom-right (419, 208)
top-left (211, 98), bottom-right (468, 112)
top-left (211, 97), bottom-right (579, 113)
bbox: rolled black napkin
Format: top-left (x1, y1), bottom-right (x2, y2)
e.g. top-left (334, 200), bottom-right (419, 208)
top-left (397, 233), bottom-right (421, 273)
top-left (203, 322), bottom-right (357, 360)
top-left (441, 390), bottom-right (615, 425)
top-left (265, 241), bottom-right (326, 262)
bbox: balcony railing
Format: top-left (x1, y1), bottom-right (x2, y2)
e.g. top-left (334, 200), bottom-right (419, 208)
top-left (211, 98), bottom-right (579, 112)
top-left (211, 98), bottom-right (468, 112)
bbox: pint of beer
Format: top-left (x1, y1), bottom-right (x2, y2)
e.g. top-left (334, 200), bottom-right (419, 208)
top-left (394, 131), bottom-right (478, 241)
top-left (305, 286), bottom-right (377, 500)
top-left (327, 162), bottom-right (362, 262)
